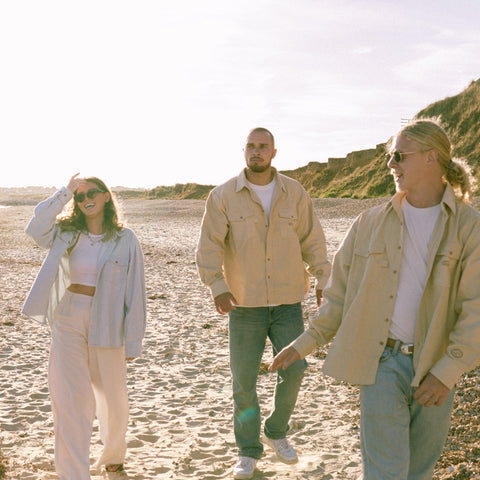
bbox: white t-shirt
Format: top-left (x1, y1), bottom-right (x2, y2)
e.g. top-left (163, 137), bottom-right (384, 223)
top-left (389, 198), bottom-right (441, 343)
top-left (246, 177), bottom-right (277, 219)
top-left (245, 177), bottom-right (277, 306)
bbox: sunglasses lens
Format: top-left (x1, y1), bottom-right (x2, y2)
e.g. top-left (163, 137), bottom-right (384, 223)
top-left (75, 193), bottom-right (85, 202)
top-left (87, 189), bottom-right (102, 199)
top-left (386, 151), bottom-right (402, 163)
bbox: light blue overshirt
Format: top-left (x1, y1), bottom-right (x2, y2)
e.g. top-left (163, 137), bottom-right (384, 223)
top-left (22, 187), bottom-right (147, 358)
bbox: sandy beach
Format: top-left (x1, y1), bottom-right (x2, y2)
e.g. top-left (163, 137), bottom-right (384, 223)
top-left (1, 197), bottom-right (479, 479)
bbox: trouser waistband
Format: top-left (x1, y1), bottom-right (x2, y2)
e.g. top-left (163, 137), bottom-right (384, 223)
top-left (386, 338), bottom-right (414, 355)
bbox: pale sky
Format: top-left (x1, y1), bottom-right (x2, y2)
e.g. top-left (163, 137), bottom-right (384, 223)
top-left (1, 0), bottom-right (479, 189)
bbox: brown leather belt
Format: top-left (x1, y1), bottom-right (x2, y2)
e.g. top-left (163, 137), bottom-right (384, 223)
top-left (386, 338), bottom-right (414, 355)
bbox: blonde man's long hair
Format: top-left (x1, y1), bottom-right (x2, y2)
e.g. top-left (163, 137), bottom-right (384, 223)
top-left (399, 118), bottom-right (476, 202)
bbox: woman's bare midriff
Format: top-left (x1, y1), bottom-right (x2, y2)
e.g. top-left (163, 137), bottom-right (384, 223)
top-left (68, 284), bottom-right (96, 296)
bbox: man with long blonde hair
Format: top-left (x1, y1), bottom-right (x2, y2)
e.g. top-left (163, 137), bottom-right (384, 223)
top-left (271, 119), bottom-right (480, 479)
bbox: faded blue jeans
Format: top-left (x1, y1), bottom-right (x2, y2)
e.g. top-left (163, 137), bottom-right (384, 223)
top-left (360, 343), bottom-right (455, 480)
top-left (229, 303), bottom-right (307, 459)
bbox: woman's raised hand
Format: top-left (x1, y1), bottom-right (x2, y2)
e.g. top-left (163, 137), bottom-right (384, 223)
top-left (67, 173), bottom-right (86, 193)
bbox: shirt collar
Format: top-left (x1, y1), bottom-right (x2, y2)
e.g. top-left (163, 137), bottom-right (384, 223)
top-left (390, 182), bottom-right (457, 217)
top-left (235, 167), bottom-right (285, 193)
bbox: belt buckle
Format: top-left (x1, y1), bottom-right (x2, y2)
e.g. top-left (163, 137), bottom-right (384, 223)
top-left (400, 343), bottom-right (414, 355)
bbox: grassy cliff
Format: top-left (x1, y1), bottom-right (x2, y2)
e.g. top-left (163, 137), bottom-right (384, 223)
top-left (281, 144), bottom-right (395, 199)
top-left (284, 78), bottom-right (480, 198)
top-left (147, 79), bottom-right (480, 199)
top-left (148, 183), bottom-right (215, 200)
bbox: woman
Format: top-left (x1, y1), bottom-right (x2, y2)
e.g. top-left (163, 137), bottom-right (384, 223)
top-left (22, 173), bottom-right (146, 479)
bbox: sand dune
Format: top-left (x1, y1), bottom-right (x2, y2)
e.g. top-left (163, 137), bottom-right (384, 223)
top-left (1, 197), bottom-right (478, 479)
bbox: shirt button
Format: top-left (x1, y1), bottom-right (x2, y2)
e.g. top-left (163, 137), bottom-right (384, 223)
top-left (393, 270), bottom-right (397, 274)
top-left (389, 295), bottom-right (394, 299)
top-left (385, 318), bottom-right (389, 322)
top-left (380, 341), bottom-right (384, 346)
top-left (451, 348), bottom-right (463, 358)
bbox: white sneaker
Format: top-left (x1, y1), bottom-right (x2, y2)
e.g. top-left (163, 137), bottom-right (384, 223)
top-left (263, 436), bottom-right (298, 464)
top-left (233, 456), bottom-right (257, 479)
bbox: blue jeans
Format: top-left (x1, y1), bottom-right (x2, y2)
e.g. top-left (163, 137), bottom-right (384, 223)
top-left (360, 344), bottom-right (455, 480)
top-left (229, 304), bottom-right (307, 459)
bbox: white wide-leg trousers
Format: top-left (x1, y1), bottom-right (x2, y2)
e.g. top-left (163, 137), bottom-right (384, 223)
top-left (48, 291), bottom-right (129, 480)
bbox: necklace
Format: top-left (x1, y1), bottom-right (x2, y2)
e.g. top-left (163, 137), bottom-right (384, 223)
top-left (86, 232), bottom-right (105, 246)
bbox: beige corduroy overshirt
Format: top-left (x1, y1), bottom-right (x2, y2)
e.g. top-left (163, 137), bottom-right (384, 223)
top-left (292, 183), bottom-right (480, 389)
top-left (196, 168), bottom-right (331, 307)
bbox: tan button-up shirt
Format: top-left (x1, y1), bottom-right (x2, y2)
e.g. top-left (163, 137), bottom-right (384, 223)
top-left (292, 183), bottom-right (480, 389)
top-left (196, 168), bottom-right (331, 307)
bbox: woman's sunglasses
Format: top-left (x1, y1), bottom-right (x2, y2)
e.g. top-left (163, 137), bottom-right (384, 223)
top-left (74, 188), bottom-right (105, 203)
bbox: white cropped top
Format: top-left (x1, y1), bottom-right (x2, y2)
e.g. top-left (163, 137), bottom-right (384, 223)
top-left (69, 232), bottom-right (104, 287)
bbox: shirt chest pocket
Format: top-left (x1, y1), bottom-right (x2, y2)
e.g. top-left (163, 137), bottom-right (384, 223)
top-left (101, 257), bottom-right (129, 285)
top-left (432, 244), bottom-right (461, 287)
top-left (351, 241), bottom-right (389, 287)
top-left (228, 210), bottom-right (258, 251)
top-left (278, 210), bottom-right (298, 238)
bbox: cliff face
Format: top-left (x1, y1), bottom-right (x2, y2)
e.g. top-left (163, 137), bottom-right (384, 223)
top-left (282, 143), bottom-right (392, 198)
top-left (148, 183), bottom-right (215, 200)
top-left (147, 79), bottom-right (480, 199)
top-left (282, 78), bottom-right (480, 198)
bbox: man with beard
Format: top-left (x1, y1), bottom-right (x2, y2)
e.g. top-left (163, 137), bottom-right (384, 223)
top-left (196, 127), bottom-right (330, 479)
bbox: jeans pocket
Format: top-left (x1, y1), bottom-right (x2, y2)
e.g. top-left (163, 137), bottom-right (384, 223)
top-left (379, 347), bottom-right (393, 363)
